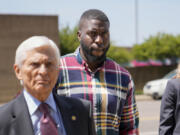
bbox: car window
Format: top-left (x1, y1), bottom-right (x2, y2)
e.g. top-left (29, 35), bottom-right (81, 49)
top-left (163, 70), bottom-right (177, 79)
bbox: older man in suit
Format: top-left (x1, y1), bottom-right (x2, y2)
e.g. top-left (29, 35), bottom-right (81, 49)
top-left (0, 36), bottom-right (96, 135)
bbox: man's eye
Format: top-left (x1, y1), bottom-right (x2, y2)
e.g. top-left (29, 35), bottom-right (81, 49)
top-left (101, 31), bottom-right (108, 36)
top-left (90, 32), bottom-right (97, 37)
top-left (46, 62), bottom-right (52, 67)
top-left (31, 62), bottom-right (39, 67)
top-left (101, 32), bottom-right (106, 36)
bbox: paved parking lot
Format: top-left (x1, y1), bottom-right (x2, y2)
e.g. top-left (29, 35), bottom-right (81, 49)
top-left (136, 95), bottom-right (161, 135)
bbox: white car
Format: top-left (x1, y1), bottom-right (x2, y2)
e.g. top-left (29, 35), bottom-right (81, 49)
top-left (143, 69), bottom-right (177, 100)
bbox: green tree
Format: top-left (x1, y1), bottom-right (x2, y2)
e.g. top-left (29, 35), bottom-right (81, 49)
top-left (59, 26), bottom-right (79, 55)
top-left (107, 45), bottom-right (133, 63)
top-left (132, 33), bottom-right (180, 60)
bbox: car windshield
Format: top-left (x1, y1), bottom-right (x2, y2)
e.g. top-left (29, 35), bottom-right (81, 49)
top-left (163, 69), bottom-right (177, 79)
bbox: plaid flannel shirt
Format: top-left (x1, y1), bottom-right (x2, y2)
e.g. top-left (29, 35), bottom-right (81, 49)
top-left (55, 50), bottom-right (139, 135)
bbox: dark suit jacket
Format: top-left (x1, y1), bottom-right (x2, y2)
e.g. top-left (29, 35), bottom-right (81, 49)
top-left (0, 92), bottom-right (96, 135)
top-left (159, 79), bottom-right (180, 135)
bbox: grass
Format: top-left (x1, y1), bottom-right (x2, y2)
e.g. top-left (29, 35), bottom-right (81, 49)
top-left (135, 90), bottom-right (143, 95)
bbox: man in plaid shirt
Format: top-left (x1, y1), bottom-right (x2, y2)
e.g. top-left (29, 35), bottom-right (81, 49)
top-left (54, 9), bottom-right (139, 135)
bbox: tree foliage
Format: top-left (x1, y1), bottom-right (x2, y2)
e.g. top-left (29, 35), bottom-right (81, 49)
top-left (59, 26), bottom-right (79, 55)
top-left (107, 45), bottom-right (133, 63)
top-left (132, 33), bottom-right (180, 60)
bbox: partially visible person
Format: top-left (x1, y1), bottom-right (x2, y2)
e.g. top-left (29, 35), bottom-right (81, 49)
top-left (175, 63), bottom-right (180, 78)
top-left (159, 78), bottom-right (180, 135)
top-left (160, 64), bottom-right (180, 135)
top-left (54, 9), bottom-right (139, 135)
top-left (0, 36), bottom-right (96, 135)
top-left (172, 63), bottom-right (180, 79)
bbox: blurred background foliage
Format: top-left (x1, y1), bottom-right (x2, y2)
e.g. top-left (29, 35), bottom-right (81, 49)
top-left (59, 25), bottom-right (180, 64)
top-left (133, 33), bottom-right (180, 61)
top-left (59, 26), bottom-right (79, 56)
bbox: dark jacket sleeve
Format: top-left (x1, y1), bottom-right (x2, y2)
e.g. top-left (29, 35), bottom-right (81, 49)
top-left (159, 79), bottom-right (177, 135)
top-left (75, 98), bottom-right (96, 135)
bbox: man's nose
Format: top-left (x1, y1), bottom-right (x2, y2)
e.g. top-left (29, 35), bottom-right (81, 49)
top-left (39, 65), bottom-right (48, 75)
top-left (95, 35), bottom-right (103, 45)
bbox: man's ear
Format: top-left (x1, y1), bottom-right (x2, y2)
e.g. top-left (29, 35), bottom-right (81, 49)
top-left (14, 64), bottom-right (22, 80)
top-left (77, 31), bottom-right (81, 41)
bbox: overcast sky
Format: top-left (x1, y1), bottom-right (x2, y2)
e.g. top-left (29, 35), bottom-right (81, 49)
top-left (0, 0), bottom-right (180, 47)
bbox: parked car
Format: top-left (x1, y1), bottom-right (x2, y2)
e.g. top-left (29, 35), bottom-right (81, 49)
top-left (143, 69), bottom-right (177, 100)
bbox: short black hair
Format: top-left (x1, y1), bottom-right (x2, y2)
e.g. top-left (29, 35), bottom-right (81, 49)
top-left (79, 9), bottom-right (110, 29)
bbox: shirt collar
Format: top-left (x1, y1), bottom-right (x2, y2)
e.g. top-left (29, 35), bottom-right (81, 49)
top-left (76, 47), bottom-right (83, 65)
top-left (23, 90), bottom-right (57, 116)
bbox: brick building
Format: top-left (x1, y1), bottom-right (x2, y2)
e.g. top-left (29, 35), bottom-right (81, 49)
top-left (0, 14), bottom-right (59, 103)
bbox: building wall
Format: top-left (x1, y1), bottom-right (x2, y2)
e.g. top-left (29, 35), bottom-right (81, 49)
top-left (0, 14), bottom-right (59, 103)
top-left (127, 65), bottom-right (177, 91)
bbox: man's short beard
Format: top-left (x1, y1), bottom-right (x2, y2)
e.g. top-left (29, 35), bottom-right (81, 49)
top-left (80, 41), bottom-right (109, 63)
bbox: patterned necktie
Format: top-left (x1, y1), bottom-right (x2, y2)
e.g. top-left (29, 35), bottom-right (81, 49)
top-left (39, 103), bottom-right (58, 135)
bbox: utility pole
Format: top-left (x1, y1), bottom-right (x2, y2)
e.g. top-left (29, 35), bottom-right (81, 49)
top-left (135, 0), bottom-right (139, 44)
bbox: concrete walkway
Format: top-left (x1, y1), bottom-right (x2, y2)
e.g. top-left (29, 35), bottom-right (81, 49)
top-left (136, 95), bottom-right (153, 101)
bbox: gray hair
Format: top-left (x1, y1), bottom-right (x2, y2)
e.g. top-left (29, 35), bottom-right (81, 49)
top-left (15, 36), bottom-right (60, 67)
